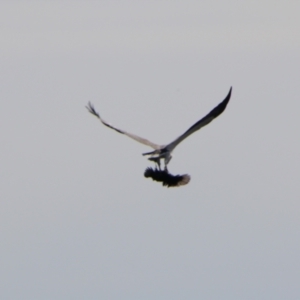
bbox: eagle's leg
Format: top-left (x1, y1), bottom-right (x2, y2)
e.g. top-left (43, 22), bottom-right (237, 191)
top-left (164, 155), bottom-right (172, 171)
top-left (156, 159), bottom-right (161, 170)
top-left (148, 157), bottom-right (161, 170)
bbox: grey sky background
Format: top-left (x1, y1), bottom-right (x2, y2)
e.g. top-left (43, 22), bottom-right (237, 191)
top-left (1, 1), bottom-right (299, 299)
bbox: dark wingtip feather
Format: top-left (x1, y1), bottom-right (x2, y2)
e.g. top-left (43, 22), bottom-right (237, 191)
top-left (86, 102), bottom-right (100, 118)
top-left (144, 167), bottom-right (190, 187)
top-left (209, 86), bottom-right (232, 117)
top-left (225, 87), bottom-right (232, 104)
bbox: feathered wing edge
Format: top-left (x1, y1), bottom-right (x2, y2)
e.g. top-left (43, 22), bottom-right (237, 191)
top-left (86, 87), bottom-right (231, 154)
top-left (164, 87), bottom-right (232, 152)
top-left (86, 102), bottom-right (161, 150)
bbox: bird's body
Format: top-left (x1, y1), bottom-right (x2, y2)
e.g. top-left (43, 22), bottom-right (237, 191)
top-left (86, 87), bottom-right (232, 171)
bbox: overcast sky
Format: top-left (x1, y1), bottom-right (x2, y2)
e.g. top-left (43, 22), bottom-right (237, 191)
top-left (1, 1), bottom-right (300, 299)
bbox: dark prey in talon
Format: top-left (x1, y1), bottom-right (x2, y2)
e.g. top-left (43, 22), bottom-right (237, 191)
top-left (144, 167), bottom-right (190, 187)
top-left (86, 87), bottom-right (232, 185)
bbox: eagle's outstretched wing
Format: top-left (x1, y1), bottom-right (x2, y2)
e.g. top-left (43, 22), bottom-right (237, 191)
top-left (164, 87), bottom-right (232, 152)
top-left (86, 102), bottom-right (161, 150)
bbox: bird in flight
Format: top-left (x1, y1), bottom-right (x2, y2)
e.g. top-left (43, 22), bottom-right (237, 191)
top-left (86, 87), bottom-right (232, 174)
